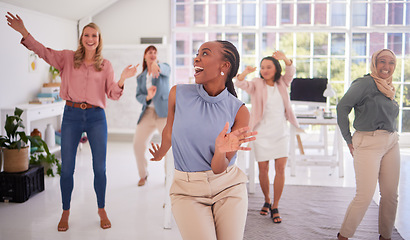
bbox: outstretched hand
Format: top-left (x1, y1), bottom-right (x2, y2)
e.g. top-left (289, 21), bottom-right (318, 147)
top-left (272, 51), bottom-right (287, 61)
top-left (6, 12), bottom-right (29, 38)
top-left (149, 142), bottom-right (163, 161)
top-left (118, 64), bottom-right (139, 88)
top-left (215, 122), bottom-right (257, 153)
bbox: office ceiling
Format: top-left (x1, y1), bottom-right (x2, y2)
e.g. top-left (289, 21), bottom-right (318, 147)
top-left (2, 0), bottom-right (119, 21)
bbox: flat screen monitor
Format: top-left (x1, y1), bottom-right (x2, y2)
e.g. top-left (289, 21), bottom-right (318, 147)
top-left (290, 78), bottom-right (327, 106)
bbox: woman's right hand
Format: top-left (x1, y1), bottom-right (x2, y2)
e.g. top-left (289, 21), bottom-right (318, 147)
top-left (149, 143), bottom-right (164, 161)
top-left (348, 143), bottom-right (354, 156)
top-left (236, 66), bottom-right (257, 81)
top-left (5, 12), bottom-right (29, 38)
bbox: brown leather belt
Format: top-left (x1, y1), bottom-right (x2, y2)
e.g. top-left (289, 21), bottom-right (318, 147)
top-left (66, 101), bottom-right (97, 110)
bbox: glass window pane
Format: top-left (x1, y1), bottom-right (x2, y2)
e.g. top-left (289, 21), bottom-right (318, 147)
top-left (207, 32), bottom-right (219, 41)
top-left (313, 58), bottom-right (327, 78)
top-left (314, 3), bottom-right (327, 25)
top-left (175, 68), bottom-right (192, 84)
top-left (242, 57), bottom-right (257, 69)
top-left (372, 3), bottom-right (385, 25)
top-left (297, 4), bottom-right (310, 24)
top-left (279, 33), bottom-right (293, 54)
top-left (330, 58), bottom-right (345, 81)
top-left (226, 4), bottom-right (238, 25)
top-left (403, 85), bottom-right (410, 107)
top-left (176, 33), bottom-right (189, 54)
top-left (262, 33), bottom-right (276, 55)
top-left (402, 110), bottom-right (410, 132)
top-left (331, 33), bottom-right (345, 55)
top-left (314, 32), bottom-right (328, 55)
top-left (242, 3), bottom-right (256, 26)
top-left (209, 4), bottom-right (222, 25)
top-left (405, 57), bottom-right (410, 83)
top-left (352, 33), bottom-right (366, 56)
top-left (226, 33), bottom-right (239, 49)
top-left (243, 33), bottom-right (255, 55)
top-left (407, 3), bottom-right (410, 25)
top-left (351, 58), bottom-right (366, 81)
top-left (369, 33), bottom-right (385, 55)
top-left (332, 83), bottom-right (344, 106)
top-left (176, 4), bottom-right (190, 26)
top-left (393, 59), bottom-right (402, 84)
top-left (387, 33), bottom-right (402, 55)
top-left (281, 3), bottom-right (293, 24)
top-left (295, 58), bottom-right (310, 78)
top-left (262, 3), bottom-right (277, 26)
top-left (352, 3), bottom-right (367, 27)
top-left (388, 3), bottom-right (403, 25)
top-left (296, 33), bottom-right (310, 55)
top-left (406, 33), bottom-right (410, 55)
top-left (331, 3), bottom-right (346, 26)
top-left (192, 33), bottom-right (206, 54)
top-left (194, 4), bottom-right (205, 25)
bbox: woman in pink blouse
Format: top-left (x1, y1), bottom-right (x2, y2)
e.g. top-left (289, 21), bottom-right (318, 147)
top-left (6, 12), bottom-right (137, 231)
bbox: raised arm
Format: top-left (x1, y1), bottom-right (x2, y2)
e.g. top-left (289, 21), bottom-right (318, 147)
top-left (6, 12), bottom-right (29, 39)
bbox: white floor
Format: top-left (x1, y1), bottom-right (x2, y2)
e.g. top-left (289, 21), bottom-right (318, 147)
top-left (0, 141), bottom-right (409, 240)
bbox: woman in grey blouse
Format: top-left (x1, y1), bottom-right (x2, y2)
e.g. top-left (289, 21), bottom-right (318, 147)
top-left (337, 49), bottom-right (400, 240)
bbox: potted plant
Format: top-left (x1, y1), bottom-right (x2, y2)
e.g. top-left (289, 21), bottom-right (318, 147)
top-left (30, 141), bottom-right (61, 177)
top-left (0, 107), bottom-right (45, 172)
top-left (49, 65), bottom-right (60, 83)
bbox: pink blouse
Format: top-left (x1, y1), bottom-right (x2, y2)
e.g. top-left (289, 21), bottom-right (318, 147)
top-left (21, 34), bottom-right (123, 109)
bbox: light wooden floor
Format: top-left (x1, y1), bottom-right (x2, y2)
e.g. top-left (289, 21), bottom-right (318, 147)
top-left (0, 141), bottom-right (408, 240)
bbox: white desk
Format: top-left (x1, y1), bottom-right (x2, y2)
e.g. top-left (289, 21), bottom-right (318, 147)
top-left (289, 117), bottom-right (344, 178)
top-left (1, 101), bottom-right (65, 154)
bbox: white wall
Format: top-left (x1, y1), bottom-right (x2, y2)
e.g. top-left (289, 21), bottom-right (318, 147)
top-left (93, 0), bottom-right (171, 45)
top-left (0, 2), bottom-right (78, 109)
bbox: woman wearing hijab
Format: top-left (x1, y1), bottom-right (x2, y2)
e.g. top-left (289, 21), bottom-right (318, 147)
top-left (336, 49), bottom-right (400, 240)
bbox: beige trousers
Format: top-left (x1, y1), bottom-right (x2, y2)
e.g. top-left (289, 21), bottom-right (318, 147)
top-left (170, 165), bottom-right (248, 240)
top-left (340, 130), bottom-right (400, 239)
top-left (133, 107), bottom-right (167, 179)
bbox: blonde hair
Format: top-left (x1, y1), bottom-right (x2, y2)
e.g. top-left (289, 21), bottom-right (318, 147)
top-left (74, 23), bottom-right (104, 71)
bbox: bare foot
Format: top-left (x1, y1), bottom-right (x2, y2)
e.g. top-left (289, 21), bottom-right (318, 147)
top-left (57, 210), bottom-right (70, 231)
top-left (98, 208), bottom-right (111, 229)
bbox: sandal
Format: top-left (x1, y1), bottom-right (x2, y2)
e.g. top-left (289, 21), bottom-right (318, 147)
top-left (270, 208), bottom-right (282, 223)
top-left (260, 202), bottom-right (271, 215)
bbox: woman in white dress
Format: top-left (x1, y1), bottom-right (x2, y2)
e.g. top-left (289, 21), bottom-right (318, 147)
top-left (235, 51), bottom-right (299, 223)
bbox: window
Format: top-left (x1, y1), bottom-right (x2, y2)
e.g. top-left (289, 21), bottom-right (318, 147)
top-left (172, 0), bottom-right (410, 133)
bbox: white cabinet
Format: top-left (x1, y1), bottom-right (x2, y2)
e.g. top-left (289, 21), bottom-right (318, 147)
top-left (1, 101), bottom-right (65, 154)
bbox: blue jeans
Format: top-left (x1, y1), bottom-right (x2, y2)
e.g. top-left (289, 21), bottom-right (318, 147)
top-left (60, 105), bottom-right (108, 210)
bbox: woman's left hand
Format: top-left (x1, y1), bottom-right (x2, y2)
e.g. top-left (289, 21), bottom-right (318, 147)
top-left (215, 122), bottom-right (257, 153)
top-left (118, 64), bottom-right (139, 88)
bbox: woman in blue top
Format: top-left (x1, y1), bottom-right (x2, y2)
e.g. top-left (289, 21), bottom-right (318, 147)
top-left (150, 40), bottom-right (257, 240)
top-left (133, 45), bottom-right (170, 186)
top-left (336, 49), bottom-right (400, 240)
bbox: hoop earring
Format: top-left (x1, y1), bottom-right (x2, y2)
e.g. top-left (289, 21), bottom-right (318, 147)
top-left (221, 72), bottom-right (224, 76)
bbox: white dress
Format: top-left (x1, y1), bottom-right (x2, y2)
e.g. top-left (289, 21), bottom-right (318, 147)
top-left (253, 85), bottom-right (289, 162)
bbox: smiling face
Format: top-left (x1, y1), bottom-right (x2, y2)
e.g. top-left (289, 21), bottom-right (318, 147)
top-left (260, 59), bottom-right (277, 81)
top-left (81, 27), bottom-right (99, 53)
top-left (376, 55), bottom-right (396, 79)
top-left (193, 41), bottom-right (227, 85)
top-left (144, 48), bottom-right (157, 64)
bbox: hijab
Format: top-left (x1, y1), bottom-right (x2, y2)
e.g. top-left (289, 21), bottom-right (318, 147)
top-left (370, 49), bottom-right (396, 100)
